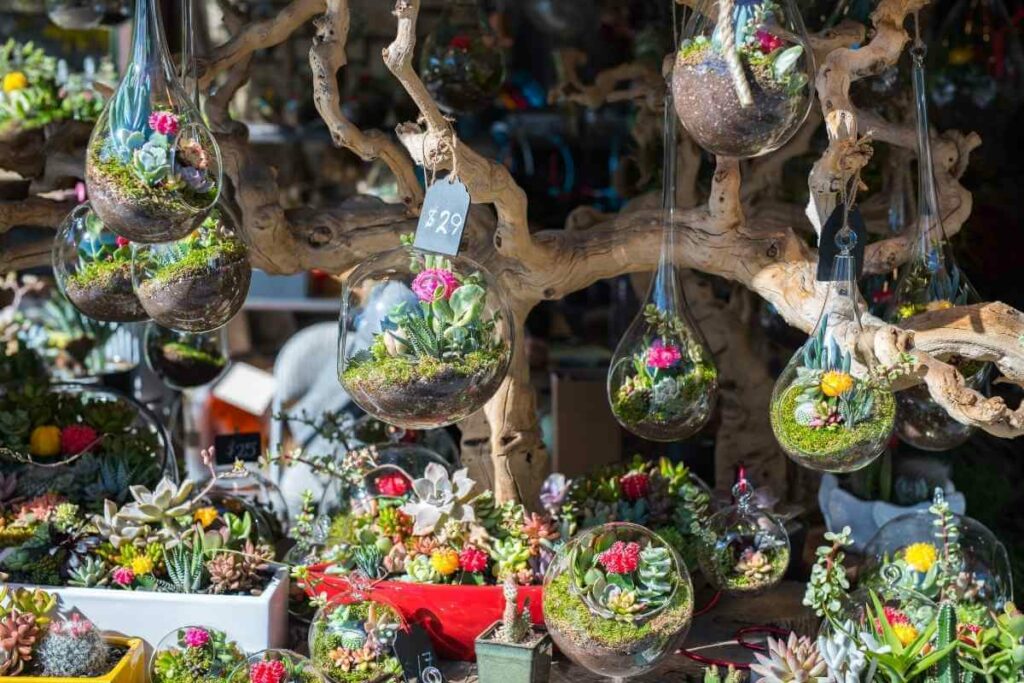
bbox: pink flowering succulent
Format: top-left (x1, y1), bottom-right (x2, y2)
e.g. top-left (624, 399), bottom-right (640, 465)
top-left (458, 546), bottom-right (489, 573)
top-left (597, 541), bottom-right (641, 574)
top-left (755, 29), bottom-right (785, 54)
top-left (183, 627), bottom-right (210, 648)
top-left (148, 111), bottom-right (180, 136)
top-left (111, 566), bottom-right (135, 586)
top-left (646, 339), bottom-right (682, 369)
top-left (250, 660), bottom-right (287, 683)
top-left (50, 613), bottom-right (93, 637)
top-left (619, 472), bottom-right (650, 502)
top-left (410, 268), bottom-right (459, 302)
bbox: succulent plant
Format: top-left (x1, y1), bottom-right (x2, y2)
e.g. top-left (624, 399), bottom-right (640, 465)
top-left (399, 463), bottom-right (475, 535)
top-left (735, 548), bottom-right (774, 583)
top-left (37, 613), bottom-right (109, 677)
top-left (494, 575), bottom-right (532, 643)
top-left (405, 554), bottom-right (440, 583)
top-left (750, 632), bottom-right (827, 683)
top-left (0, 611), bottom-right (40, 675)
top-left (205, 542), bottom-right (272, 595)
top-left (817, 620), bottom-right (867, 683)
top-left (130, 134), bottom-right (171, 185)
top-left (491, 537), bottom-right (531, 582)
top-left (67, 556), bottom-right (109, 587)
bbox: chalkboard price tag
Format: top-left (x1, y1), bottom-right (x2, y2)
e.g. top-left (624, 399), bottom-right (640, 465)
top-left (213, 432), bottom-right (262, 464)
top-left (393, 624), bottom-right (445, 683)
top-left (413, 177), bottom-right (471, 257)
top-left (817, 204), bottom-right (866, 282)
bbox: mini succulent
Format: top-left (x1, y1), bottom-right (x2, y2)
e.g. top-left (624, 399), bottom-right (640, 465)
top-left (574, 539), bottom-right (676, 622)
top-left (749, 632), bottom-right (827, 682)
top-left (0, 610), bottom-right (40, 675)
top-left (399, 463), bottom-right (475, 535)
top-left (37, 613), bottom-right (109, 677)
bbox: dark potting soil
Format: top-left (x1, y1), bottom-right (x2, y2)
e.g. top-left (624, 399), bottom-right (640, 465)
top-left (65, 272), bottom-right (148, 323)
top-left (148, 343), bottom-right (226, 388)
top-left (86, 163), bottom-right (202, 244)
top-left (672, 49), bottom-right (807, 158)
top-left (137, 259), bottom-right (250, 333)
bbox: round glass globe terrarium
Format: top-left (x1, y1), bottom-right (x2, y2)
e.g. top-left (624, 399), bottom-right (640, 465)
top-left (84, 0), bottom-right (222, 243)
top-left (308, 600), bottom-right (403, 683)
top-left (150, 625), bottom-right (246, 683)
top-left (543, 523), bottom-right (693, 680)
top-left (144, 323), bottom-right (229, 389)
top-left (228, 650), bottom-right (325, 683)
top-left (53, 203), bottom-right (148, 323)
top-left (338, 246), bottom-right (513, 429)
top-left (132, 209), bottom-right (251, 333)
top-left (672, 0), bottom-right (814, 158)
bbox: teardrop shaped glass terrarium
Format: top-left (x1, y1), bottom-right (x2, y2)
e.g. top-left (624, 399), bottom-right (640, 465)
top-left (132, 208), bottom-right (251, 333)
top-left (53, 202), bottom-right (149, 323)
top-left (84, 0), bottom-right (222, 244)
top-left (696, 481), bottom-right (790, 596)
top-left (144, 322), bottom-right (229, 389)
top-left (419, 0), bottom-right (506, 114)
top-left (770, 238), bottom-right (896, 472)
top-left (608, 97), bottom-right (718, 441)
top-left (338, 243), bottom-right (513, 429)
top-left (672, 0), bottom-right (815, 158)
top-left (45, 0), bottom-right (102, 29)
top-left (543, 522), bottom-right (693, 680)
top-left (886, 41), bottom-right (989, 451)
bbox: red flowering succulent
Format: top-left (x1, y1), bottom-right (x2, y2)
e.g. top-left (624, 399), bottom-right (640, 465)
top-left (458, 546), bottom-right (489, 573)
top-left (619, 472), bottom-right (650, 502)
top-left (597, 541), bottom-right (641, 574)
top-left (376, 472), bottom-right (411, 498)
top-left (755, 29), bottom-right (785, 54)
top-left (60, 424), bottom-right (99, 455)
top-left (249, 660), bottom-right (287, 683)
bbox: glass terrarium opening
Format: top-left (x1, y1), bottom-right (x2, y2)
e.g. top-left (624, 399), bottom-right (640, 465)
top-left (673, 0), bottom-right (815, 158)
top-left (338, 246), bottom-right (513, 430)
top-left (85, 0), bottom-right (222, 243)
top-left (144, 324), bottom-right (229, 389)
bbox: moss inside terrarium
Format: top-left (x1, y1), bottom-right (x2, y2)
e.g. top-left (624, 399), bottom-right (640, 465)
top-left (701, 545), bottom-right (790, 593)
top-left (66, 258), bottom-right (132, 291)
top-left (309, 602), bottom-right (403, 683)
top-left (161, 341), bottom-right (225, 368)
top-left (88, 145), bottom-right (217, 215)
top-left (145, 240), bottom-right (247, 286)
top-left (544, 572), bottom-right (692, 651)
top-left (771, 384), bottom-right (895, 460)
top-left (343, 347), bottom-right (506, 391)
top-left (611, 364), bottom-right (717, 426)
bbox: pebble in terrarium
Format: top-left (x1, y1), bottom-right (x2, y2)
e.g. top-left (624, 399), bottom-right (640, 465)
top-left (770, 236), bottom-right (896, 472)
top-left (696, 480), bottom-right (790, 596)
top-left (308, 600), bottom-right (403, 683)
top-left (228, 650), bottom-right (326, 683)
top-left (132, 209), bottom-right (251, 333)
top-left (52, 203), bottom-right (148, 323)
top-left (543, 523), bottom-right (693, 680)
top-left (608, 94), bottom-right (717, 441)
top-left (419, 0), bottom-right (505, 113)
top-left (338, 240), bottom-right (512, 429)
top-left (84, 0), bottom-right (221, 243)
top-left (144, 323), bottom-right (229, 389)
top-left (885, 34), bottom-right (989, 451)
top-left (672, 0), bottom-right (814, 158)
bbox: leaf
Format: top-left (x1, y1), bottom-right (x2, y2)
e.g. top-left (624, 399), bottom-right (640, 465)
top-left (773, 45), bottom-right (804, 80)
top-left (449, 284), bottom-right (485, 326)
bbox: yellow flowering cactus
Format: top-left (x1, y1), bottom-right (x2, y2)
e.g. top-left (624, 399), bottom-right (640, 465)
top-left (429, 548), bottom-right (459, 576)
top-left (193, 506), bottom-right (219, 529)
top-left (820, 370), bottom-right (854, 398)
top-left (891, 621), bottom-right (918, 646)
top-left (903, 542), bottom-right (938, 573)
top-left (131, 555), bottom-right (154, 576)
top-left (2, 71), bottom-right (27, 92)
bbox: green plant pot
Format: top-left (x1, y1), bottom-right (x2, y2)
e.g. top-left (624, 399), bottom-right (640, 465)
top-left (474, 622), bottom-right (552, 683)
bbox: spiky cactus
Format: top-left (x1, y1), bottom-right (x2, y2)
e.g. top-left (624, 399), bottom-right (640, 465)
top-left (495, 575), bottom-right (531, 644)
top-left (935, 601), bottom-right (959, 683)
top-left (37, 614), bottom-right (109, 677)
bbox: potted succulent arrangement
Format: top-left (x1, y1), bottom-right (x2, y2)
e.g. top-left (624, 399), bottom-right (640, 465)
top-left (53, 205), bottom-right (147, 324)
top-left (144, 326), bottom-right (228, 389)
top-left (474, 576), bottom-right (552, 683)
top-left (151, 625), bottom-right (246, 683)
top-left (2, 454), bottom-right (289, 652)
top-left (0, 585), bottom-right (144, 682)
top-left (672, 0), bottom-right (812, 158)
top-left (133, 211), bottom-right (251, 333)
top-left (339, 244), bottom-right (512, 429)
top-left (609, 305), bottom-right (718, 440)
top-left (228, 650), bottom-right (325, 683)
top-left (0, 381), bottom-right (172, 514)
top-left (770, 319), bottom-right (896, 472)
top-left (308, 599), bottom-right (403, 683)
top-left (542, 523), bottom-right (693, 680)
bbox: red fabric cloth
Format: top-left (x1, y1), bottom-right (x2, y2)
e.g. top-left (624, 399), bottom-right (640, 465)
top-left (305, 565), bottom-right (544, 660)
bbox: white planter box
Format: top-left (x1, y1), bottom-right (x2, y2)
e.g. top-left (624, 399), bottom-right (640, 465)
top-left (12, 566), bottom-right (289, 652)
top-left (818, 474), bottom-right (966, 552)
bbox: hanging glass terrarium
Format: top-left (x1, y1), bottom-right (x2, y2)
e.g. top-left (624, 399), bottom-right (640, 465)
top-left (84, 0), bottom-right (221, 244)
top-left (608, 95), bottom-right (718, 442)
top-left (770, 232), bottom-right (896, 472)
top-left (338, 245), bottom-right (513, 429)
top-left (697, 480), bottom-right (790, 596)
top-left (419, 0), bottom-right (505, 114)
top-left (144, 323), bottom-right (229, 389)
top-left (886, 37), bottom-right (989, 452)
top-left (542, 523), bottom-right (693, 680)
top-left (45, 0), bottom-right (102, 29)
top-left (132, 208), bottom-right (251, 333)
top-left (673, 0), bottom-right (815, 158)
top-left (52, 202), bottom-right (148, 324)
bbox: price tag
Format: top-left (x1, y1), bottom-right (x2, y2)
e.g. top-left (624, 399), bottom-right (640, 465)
top-left (213, 432), bottom-right (262, 464)
top-left (393, 624), bottom-right (445, 683)
top-left (817, 203), bottom-right (866, 282)
top-left (413, 177), bottom-right (471, 256)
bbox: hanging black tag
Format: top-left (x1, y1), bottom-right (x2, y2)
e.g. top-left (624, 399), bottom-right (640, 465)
top-left (413, 177), bottom-right (471, 256)
top-left (213, 432), bottom-right (262, 464)
top-left (393, 625), bottom-right (446, 683)
top-left (817, 204), bottom-right (866, 282)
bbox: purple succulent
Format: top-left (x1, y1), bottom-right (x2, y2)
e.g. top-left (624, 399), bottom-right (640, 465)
top-left (539, 473), bottom-right (569, 515)
top-left (180, 166), bottom-right (213, 193)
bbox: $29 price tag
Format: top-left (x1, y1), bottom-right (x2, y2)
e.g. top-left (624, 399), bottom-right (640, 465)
top-left (413, 177), bottom-right (471, 257)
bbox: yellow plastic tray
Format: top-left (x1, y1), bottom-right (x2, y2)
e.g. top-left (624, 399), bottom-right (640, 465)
top-left (0, 636), bottom-right (144, 683)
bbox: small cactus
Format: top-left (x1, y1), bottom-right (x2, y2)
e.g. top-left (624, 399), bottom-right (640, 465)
top-left (495, 574), bottom-right (531, 644)
top-left (935, 600), bottom-right (959, 683)
top-left (37, 613), bottom-right (109, 677)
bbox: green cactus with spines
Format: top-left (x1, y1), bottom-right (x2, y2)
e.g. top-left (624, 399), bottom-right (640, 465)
top-left (936, 600), bottom-right (959, 683)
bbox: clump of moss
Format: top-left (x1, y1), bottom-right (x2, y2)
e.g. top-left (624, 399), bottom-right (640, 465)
top-left (700, 545), bottom-right (790, 594)
top-left (342, 347), bottom-right (505, 391)
top-left (146, 240), bottom-right (247, 286)
top-left (771, 383), bottom-right (895, 464)
top-left (161, 341), bottom-right (225, 367)
top-left (66, 258), bottom-right (132, 291)
top-left (88, 145), bottom-right (216, 217)
top-left (544, 572), bottom-right (692, 651)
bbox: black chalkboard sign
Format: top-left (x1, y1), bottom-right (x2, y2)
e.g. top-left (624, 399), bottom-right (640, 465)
top-left (393, 624), bottom-right (445, 683)
top-left (413, 177), bottom-right (471, 257)
top-left (213, 432), bottom-right (262, 464)
top-left (817, 204), bottom-right (866, 281)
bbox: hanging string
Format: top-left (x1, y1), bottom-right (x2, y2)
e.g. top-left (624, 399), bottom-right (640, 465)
top-left (181, 0), bottom-right (198, 107)
top-left (718, 0), bottom-right (754, 107)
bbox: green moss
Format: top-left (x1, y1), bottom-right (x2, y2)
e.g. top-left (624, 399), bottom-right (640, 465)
top-left (161, 342), bottom-right (225, 367)
top-left (771, 383), bottom-right (894, 464)
top-left (701, 546), bottom-right (790, 593)
top-left (66, 258), bottom-right (132, 291)
top-left (342, 347), bottom-right (506, 390)
top-left (310, 603), bottom-right (403, 683)
top-left (544, 572), bottom-right (691, 650)
top-left (148, 241), bottom-right (247, 285)
top-left (89, 144), bottom-right (217, 214)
